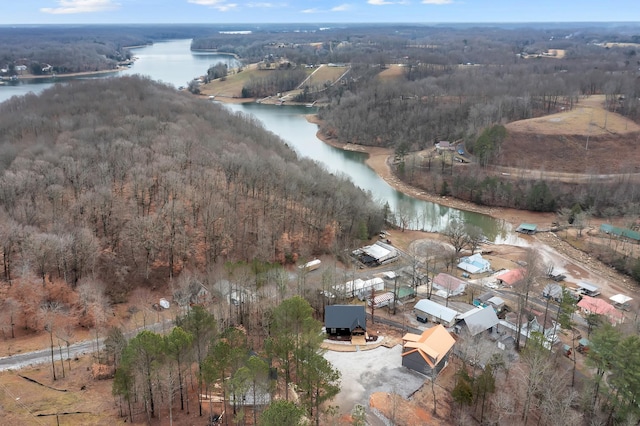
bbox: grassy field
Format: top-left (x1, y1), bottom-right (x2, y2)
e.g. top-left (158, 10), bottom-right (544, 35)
top-left (200, 63), bottom-right (349, 101)
top-left (377, 64), bottom-right (407, 81)
top-left (199, 63), bottom-right (262, 98)
top-left (506, 95), bottom-right (640, 136)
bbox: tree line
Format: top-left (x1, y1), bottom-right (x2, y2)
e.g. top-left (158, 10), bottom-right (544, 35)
top-left (110, 298), bottom-right (339, 425)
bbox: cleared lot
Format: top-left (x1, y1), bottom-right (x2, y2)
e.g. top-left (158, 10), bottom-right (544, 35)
top-left (324, 344), bottom-right (426, 417)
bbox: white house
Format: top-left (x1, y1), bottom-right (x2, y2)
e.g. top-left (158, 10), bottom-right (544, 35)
top-left (414, 299), bottom-right (459, 327)
top-left (457, 253), bottom-right (491, 274)
top-left (431, 273), bottom-right (467, 297)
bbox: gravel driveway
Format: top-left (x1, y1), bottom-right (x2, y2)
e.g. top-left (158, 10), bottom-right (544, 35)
top-left (324, 344), bottom-right (427, 416)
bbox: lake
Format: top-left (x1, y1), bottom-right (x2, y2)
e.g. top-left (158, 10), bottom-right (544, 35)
top-left (0, 39), bottom-right (519, 243)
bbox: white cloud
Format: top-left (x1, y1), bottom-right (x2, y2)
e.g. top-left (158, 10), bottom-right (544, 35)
top-left (331, 4), bottom-right (351, 11)
top-left (422, 0), bottom-right (453, 4)
top-left (246, 2), bottom-right (279, 7)
top-left (188, 0), bottom-right (238, 11)
top-left (41, 0), bottom-right (120, 14)
top-left (301, 8), bottom-right (320, 13)
top-left (367, 0), bottom-right (394, 4)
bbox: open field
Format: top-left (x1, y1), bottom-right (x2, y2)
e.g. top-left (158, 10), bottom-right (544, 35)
top-left (377, 64), bottom-right (407, 80)
top-left (0, 356), bottom-right (124, 426)
top-left (201, 63), bottom-right (347, 102)
top-left (499, 95), bottom-right (640, 174)
top-left (599, 42), bottom-right (640, 48)
top-left (301, 64), bottom-right (349, 90)
top-left (199, 63), bottom-right (260, 98)
top-left (506, 95), bottom-right (640, 136)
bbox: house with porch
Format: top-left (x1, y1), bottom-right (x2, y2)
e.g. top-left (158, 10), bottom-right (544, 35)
top-left (325, 305), bottom-right (367, 339)
top-left (401, 325), bottom-right (456, 376)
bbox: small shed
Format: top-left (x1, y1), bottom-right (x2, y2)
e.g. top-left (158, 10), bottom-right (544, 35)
top-left (486, 296), bottom-right (505, 312)
top-left (414, 299), bottom-right (459, 327)
top-left (577, 338), bottom-right (590, 354)
top-left (516, 223), bottom-right (538, 234)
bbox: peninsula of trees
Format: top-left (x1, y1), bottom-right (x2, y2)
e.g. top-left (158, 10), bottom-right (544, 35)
top-left (0, 76), bottom-right (383, 298)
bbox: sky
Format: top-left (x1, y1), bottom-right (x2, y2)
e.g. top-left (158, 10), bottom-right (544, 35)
top-left (3, 0), bottom-right (640, 25)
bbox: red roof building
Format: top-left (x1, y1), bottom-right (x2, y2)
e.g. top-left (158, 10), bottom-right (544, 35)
top-left (496, 269), bottom-right (526, 286)
top-left (577, 295), bottom-right (624, 325)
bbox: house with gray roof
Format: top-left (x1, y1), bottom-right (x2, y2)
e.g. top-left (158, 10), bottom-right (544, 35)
top-left (456, 307), bottom-right (499, 337)
top-left (542, 283), bottom-right (563, 302)
top-left (325, 305), bottom-right (366, 338)
top-left (414, 299), bottom-right (459, 327)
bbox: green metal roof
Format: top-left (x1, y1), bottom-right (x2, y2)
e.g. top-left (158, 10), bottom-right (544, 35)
top-left (396, 286), bottom-right (416, 299)
top-left (600, 224), bottom-right (640, 241)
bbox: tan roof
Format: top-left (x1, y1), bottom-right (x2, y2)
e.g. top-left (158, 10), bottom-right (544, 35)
top-left (402, 325), bottom-right (456, 367)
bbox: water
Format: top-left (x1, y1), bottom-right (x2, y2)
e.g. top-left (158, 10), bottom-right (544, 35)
top-left (224, 103), bottom-right (517, 243)
top-left (0, 38), bottom-right (518, 243)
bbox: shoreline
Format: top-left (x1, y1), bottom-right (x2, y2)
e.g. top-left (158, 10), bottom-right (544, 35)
top-left (6, 67), bottom-right (126, 81)
top-left (304, 114), bottom-right (556, 229)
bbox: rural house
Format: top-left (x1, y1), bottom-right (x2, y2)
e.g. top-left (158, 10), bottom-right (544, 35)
top-left (457, 253), bottom-right (491, 274)
top-left (528, 310), bottom-right (558, 342)
top-left (577, 296), bottom-right (624, 325)
top-left (431, 273), bottom-right (467, 298)
top-left (325, 305), bottom-right (366, 338)
top-left (496, 268), bottom-right (525, 287)
top-left (332, 277), bottom-right (385, 300)
top-left (414, 299), bottom-right (459, 327)
top-left (542, 283), bottom-right (563, 302)
top-left (456, 306), bottom-right (499, 337)
top-left (401, 325), bottom-right (456, 376)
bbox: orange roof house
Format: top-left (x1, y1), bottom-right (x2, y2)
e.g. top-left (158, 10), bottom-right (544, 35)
top-left (496, 269), bottom-right (526, 287)
top-left (401, 325), bottom-right (456, 376)
top-left (577, 295), bottom-right (625, 325)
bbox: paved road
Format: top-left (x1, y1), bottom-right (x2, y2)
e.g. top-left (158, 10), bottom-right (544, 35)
top-left (0, 319), bottom-right (174, 372)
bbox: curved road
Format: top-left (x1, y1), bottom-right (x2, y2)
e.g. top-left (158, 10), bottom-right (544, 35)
top-left (0, 319), bottom-right (173, 372)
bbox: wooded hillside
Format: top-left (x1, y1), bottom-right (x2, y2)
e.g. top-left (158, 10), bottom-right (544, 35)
top-left (0, 76), bottom-right (383, 298)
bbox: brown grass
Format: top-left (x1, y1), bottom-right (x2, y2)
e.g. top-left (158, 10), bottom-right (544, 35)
top-left (506, 95), bottom-right (640, 136)
top-left (377, 64), bottom-right (406, 81)
top-left (0, 356), bottom-right (125, 426)
top-left (302, 65), bottom-right (349, 90)
top-left (200, 63), bottom-right (262, 98)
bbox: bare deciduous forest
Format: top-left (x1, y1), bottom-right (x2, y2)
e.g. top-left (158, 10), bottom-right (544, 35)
top-left (0, 75), bottom-right (382, 298)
